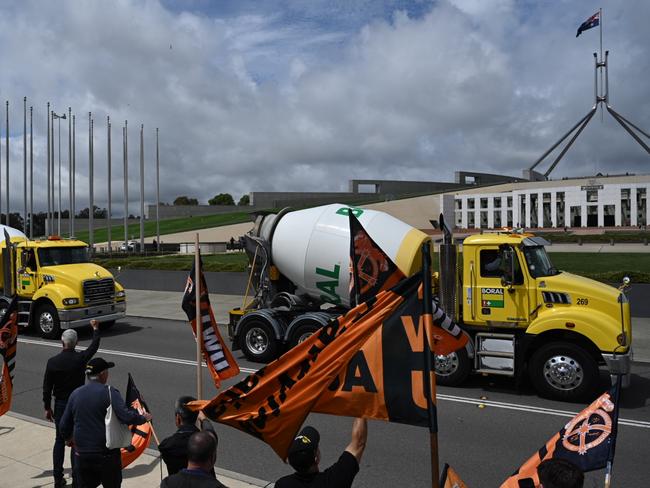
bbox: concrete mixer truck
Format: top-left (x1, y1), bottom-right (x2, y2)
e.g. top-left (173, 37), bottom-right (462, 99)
top-left (229, 204), bottom-right (631, 401)
top-left (0, 226), bottom-right (126, 338)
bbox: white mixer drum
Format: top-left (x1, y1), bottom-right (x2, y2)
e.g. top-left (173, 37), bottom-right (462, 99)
top-left (269, 204), bottom-right (429, 307)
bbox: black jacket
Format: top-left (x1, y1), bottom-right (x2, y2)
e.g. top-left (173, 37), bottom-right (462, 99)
top-left (159, 420), bottom-right (216, 475)
top-left (42, 330), bottom-right (100, 409)
top-left (161, 469), bottom-right (228, 488)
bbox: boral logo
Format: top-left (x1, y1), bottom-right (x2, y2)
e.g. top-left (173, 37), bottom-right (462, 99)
top-left (481, 287), bottom-right (504, 308)
top-left (315, 264), bottom-right (342, 304)
top-left (335, 207), bottom-right (364, 218)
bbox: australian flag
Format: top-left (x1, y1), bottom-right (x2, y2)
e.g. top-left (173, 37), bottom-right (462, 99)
top-left (576, 11), bottom-right (600, 37)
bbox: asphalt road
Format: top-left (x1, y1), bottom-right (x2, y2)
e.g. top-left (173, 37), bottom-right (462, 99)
top-left (115, 270), bottom-right (650, 318)
top-left (13, 317), bottom-right (650, 487)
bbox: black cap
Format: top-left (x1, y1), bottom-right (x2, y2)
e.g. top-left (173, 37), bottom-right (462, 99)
top-left (85, 357), bottom-right (115, 375)
top-left (287, 426), bottom-right (320, 471)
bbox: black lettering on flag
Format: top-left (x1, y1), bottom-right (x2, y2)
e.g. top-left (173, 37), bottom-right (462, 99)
top-left (342, 351), bottom-right (377, 393)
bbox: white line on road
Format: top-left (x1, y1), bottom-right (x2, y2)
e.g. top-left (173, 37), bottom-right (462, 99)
top-left (20, 337), bottom-right (650, 430)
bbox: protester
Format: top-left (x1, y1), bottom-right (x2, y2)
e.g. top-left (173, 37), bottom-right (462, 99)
top-left (161, 431), bottom-right (229, 488)
top-left (275, 418), bottom-right (368, 488)
top-left (537, 458), bottom-right (584, 488)
top-left (60, 357), bottom-right (152, 488)
top-left (159, 395), bottom-right (218, 475)
top-left (42, 319), bottom-right (101, 488)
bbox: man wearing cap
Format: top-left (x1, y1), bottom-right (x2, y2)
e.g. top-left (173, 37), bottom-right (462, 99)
top-left (275, 418), bottom-right (368, 488)
top-left (60, 357), bottom-right (152, 488)
top-left (43, 319), bottom-right (101, 488)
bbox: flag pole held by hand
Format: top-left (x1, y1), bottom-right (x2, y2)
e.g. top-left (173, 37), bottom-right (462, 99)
top-left (195, 232), bottom-right (202, 399)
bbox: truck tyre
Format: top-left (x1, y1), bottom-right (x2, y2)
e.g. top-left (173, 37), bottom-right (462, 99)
top-left (0, 299), bottom-right (10, 323)
top-left (529, 342), bottom-right (599, 401)
top-left (36, 302), bottom-right (61, 339)
top-left (434, 348), bottom-right (471, 386)
top-left (240, 319), bottom-right (278, 363)
top-left (290, 323), bottom-right (320, 348)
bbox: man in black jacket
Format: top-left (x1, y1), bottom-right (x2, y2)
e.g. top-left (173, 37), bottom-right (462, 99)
top-left (159, 395), bottom-right (218, 475)
top-left (161, 432), bottom-right (229, 488)
top-left (60, 357), bottom-right (152, 488)
top-left (42, 320), bottom-right (100, 487)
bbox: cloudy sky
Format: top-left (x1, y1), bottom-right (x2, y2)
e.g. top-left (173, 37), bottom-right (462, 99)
top-left (0, 0), bottom-right (648, 212)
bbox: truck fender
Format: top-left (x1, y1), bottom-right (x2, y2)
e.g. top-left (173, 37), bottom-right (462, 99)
top-left (283, 312), bottom-right (333, 343)
top-left (31, 284), bottom-right (77, 310)
top-left (234, 309), bottom-right (285, 346)
top-left (526, 308), bottom-right (621, 353)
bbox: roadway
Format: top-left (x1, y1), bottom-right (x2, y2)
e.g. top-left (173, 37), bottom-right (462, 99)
top-left (12, 314), bottom-right (650, 487)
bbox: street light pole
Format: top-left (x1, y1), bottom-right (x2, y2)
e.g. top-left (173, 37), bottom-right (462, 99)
top-left (68, 107), bottom-right (71, 237)
top-left (107, 116), bottom-right (112, 253)
top-left (156, 127), bottom-right (160, 252)
top-left (89, 113), bottom-right (94, 253)
top-left (46, 103), bottom-right (50, 234)
top-left (123, 121), bottom-right (128, 248)
top-left (72, 114), bottom-right (76, 237)
top-left (23, 97), bottom-right (27, 233)
top-left (139, 124), bottom-right (144, 253)
top-left (29, 106), bottom-right (33, 238)
top-left (5, 101), bottom-right (9, 227)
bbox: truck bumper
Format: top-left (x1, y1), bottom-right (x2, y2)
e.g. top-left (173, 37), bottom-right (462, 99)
top-left (602, 349), bottom-right (633, 389)
top-left (59, 301), bottom-right (127, 329)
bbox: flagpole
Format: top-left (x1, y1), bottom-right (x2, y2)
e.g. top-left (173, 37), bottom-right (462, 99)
top-left (421, 241), bottom-right (440, 488)
top-left (599, 8), bottom-right (603, 64)
top-left (195, 232), bottom-right (203, 399)
top-left (604, 373), bottom-right (622, 488)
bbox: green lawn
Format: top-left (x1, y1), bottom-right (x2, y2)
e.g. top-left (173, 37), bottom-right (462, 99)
top-left (74, 212), bottom-right (252, 243)
top-left (92, 251), bottom-right (650, 283)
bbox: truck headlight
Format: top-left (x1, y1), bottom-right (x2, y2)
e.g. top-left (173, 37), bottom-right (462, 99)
top-left (116, 290), bottom-right (126, 298)
top-left (63, 298), bottom-right (79, 306)
top-left (43, 274), bottom-right (55, 283)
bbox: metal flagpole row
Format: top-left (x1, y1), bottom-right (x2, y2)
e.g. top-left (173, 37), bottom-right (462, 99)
top-left (107, 116), bottom-right (112, 253)
top-left (139, 124), bottom-right (144, 252)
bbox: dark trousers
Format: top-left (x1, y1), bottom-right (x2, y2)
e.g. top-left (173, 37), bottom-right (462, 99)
top-left (53, 399), bottom-right (74, 482)
top-left (75, 449), bottom-right (122, 488)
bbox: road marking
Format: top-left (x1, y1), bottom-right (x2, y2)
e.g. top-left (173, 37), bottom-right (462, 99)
top-left (20, 337), bottom-right (650, 429)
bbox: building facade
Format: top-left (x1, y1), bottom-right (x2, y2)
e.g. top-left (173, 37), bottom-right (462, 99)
top-left (445, 175), bottom-right (650, 229)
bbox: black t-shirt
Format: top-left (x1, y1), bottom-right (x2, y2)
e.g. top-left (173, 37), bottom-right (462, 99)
top-left (275, 451), bottom-right (360, 488)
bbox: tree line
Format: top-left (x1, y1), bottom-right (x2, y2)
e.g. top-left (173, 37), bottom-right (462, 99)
top-left (172, 193), bottom-right (249, 206)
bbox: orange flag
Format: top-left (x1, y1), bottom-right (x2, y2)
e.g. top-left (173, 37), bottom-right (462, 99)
top-left (121, 374), bottom-right (152, 468)
top-left (440, 464), bottom-right (469, 488)
top-left (0, 299), bottom-right (18, 417)
top-left (191, 273), bottom-right (466, 460)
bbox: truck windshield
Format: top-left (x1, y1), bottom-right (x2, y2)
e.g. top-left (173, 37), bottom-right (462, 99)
top-left (38, 247), bottom-right (89, 266)
top-left (522, 246), bottom-right (559, 278)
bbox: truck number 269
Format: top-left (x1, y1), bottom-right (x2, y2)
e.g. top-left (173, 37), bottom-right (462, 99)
top-left (576, 298), bottom-right (589, 305)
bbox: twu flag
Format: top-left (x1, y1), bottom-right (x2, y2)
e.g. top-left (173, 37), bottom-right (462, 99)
top-left (576, 11), bottom-right (599, 37)
top-left (120, 373), bottom-right (152, 469)
top-left (501, 382), bottom-right (621, 488)
top-left (0, 298), bottom-right (18, 417)
top-left (182, 258), bottom-right (239, 388)
top-left (348, 210), bottom-right (405, 306)
top-left (190, 271), bottom-right (467, 460)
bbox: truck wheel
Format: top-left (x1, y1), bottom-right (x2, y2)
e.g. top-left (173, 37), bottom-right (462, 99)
top-left (290, 323), bottom-right (320, 348)
top-left (240, 319), bottom-right (278, 363)
top-left (36, 303), bottom-right (61, 339)
top-left (434, 348), bottom-right (471, 386)
top-left (529, 342), bottom-right (599, 401)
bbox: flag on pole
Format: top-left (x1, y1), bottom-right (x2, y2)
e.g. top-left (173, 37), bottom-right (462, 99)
top-left (349, 211), bottom-right (405, 306)
top-left (440, 464), bottom-right (469, 488)
top-left (182, 258), bottom-right (239, 388)
top-left (576, 11), bottom-right (600, 37)
top-left (501, 383), bottom-right (622, 487)
top-left (190, 270), bottom-right (467, 460)
top-left (121, 373), bottom-right (152, 468)
top-left (0, 298), bottom-right (17, 417)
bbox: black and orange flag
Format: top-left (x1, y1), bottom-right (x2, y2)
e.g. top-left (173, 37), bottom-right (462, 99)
top-left (121, 374), bottom-right (152, 468)
top-left (349, 211), bottom-right (405, 306)
top-left (0, 298), bottom-right (18, 417)
top-left (182, 258), bottom-right (239, 388)
top-left (191, 268), bottom-right (467, 460)
top-left (501, 383), bottom-right (621, 487)
top-left (440, 464), bottom-right (470, 488)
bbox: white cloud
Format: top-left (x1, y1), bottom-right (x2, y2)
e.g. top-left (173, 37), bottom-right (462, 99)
top-left (0, 0), bottom-right (647, 215)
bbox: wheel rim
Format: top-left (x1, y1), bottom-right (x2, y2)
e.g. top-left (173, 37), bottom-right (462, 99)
top-left (39, 312), bottom-right (55, 334)
top-left (245, 327), bottom-right (269, 354)
top-left (435, 352), bottom-right (459, 376)
top-left (297, 331), bottom-right (314, 344)
top-left (543, 354), bottom-right (584, 391)
top-left (0, 307), bottom-right (6, 322)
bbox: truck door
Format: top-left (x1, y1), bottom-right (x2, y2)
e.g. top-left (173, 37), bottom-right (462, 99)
top-left (475, 247), bottom-right (529, 327)
top-left (17, 249), bottom-right (38, 296)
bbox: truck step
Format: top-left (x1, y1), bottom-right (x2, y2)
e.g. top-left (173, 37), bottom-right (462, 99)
top-left (475, 332), bottom-right (515, 376)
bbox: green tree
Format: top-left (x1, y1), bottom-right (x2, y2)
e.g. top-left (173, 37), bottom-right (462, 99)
top-left (173, 196), bottom-right (198, 206)
top-left (238, 194), bottom-right (250, 206)
top-left (208, 193), bottom-right (235, 206)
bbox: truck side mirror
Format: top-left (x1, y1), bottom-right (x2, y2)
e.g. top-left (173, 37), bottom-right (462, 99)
top-left (500, 247), bottom-right (515, 289)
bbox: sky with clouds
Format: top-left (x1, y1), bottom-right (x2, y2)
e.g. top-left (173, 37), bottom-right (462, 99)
top-left (0, 0), bottom-right (648, 213)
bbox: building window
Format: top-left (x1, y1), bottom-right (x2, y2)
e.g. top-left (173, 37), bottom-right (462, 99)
top-left (587, 190), bottom-right (598, 202)
top-left (480, 198), bottom-right (488, 209)
top-left (507, 196), bottom-right (513, 208)
top-left (494, 210), bottom-right (502, 228)
top-left (637, 188), bottom-right (647, 226)
top-left (494, 197), bottom-right (501, 209)
top-left (455, 199), bottom-right (463, 210)
top-left (468, 212), bottom-right (475, 228)
top-left (468, 198), bottom-right (475, 210)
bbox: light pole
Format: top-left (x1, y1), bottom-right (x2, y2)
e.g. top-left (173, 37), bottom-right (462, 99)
top-left (52, 112), bottom-right (67, 235)
top-left (68, 107), bottom-right (71, 237)
top-left (156, 128), bottom-right (160, 252)
top-left (123, 121), bottom-right (128, 249)
top-left (29, 106), bottom-right (33, 238)
top-left (72, 114), bottom-right (76, 237)
top-left (23, 97), bottom-right (27, 233)
top-left (107, 116), bottom-right (112, 253)
top-left (139, 124), bottom-right (144, 253)
top-left (5, 101), bottom-right (9, 227)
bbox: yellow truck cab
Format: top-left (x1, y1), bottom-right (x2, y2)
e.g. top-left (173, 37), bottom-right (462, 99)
top-left (435, 229), bottom-right (632, 400)
top-left (0, 229), bottom-right (126, 338)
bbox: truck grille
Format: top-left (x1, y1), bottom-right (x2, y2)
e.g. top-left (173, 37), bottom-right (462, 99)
top-left (542, 291), bottom-right (571, 304)
top-left (83, 278), bottom-right (115, 304)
